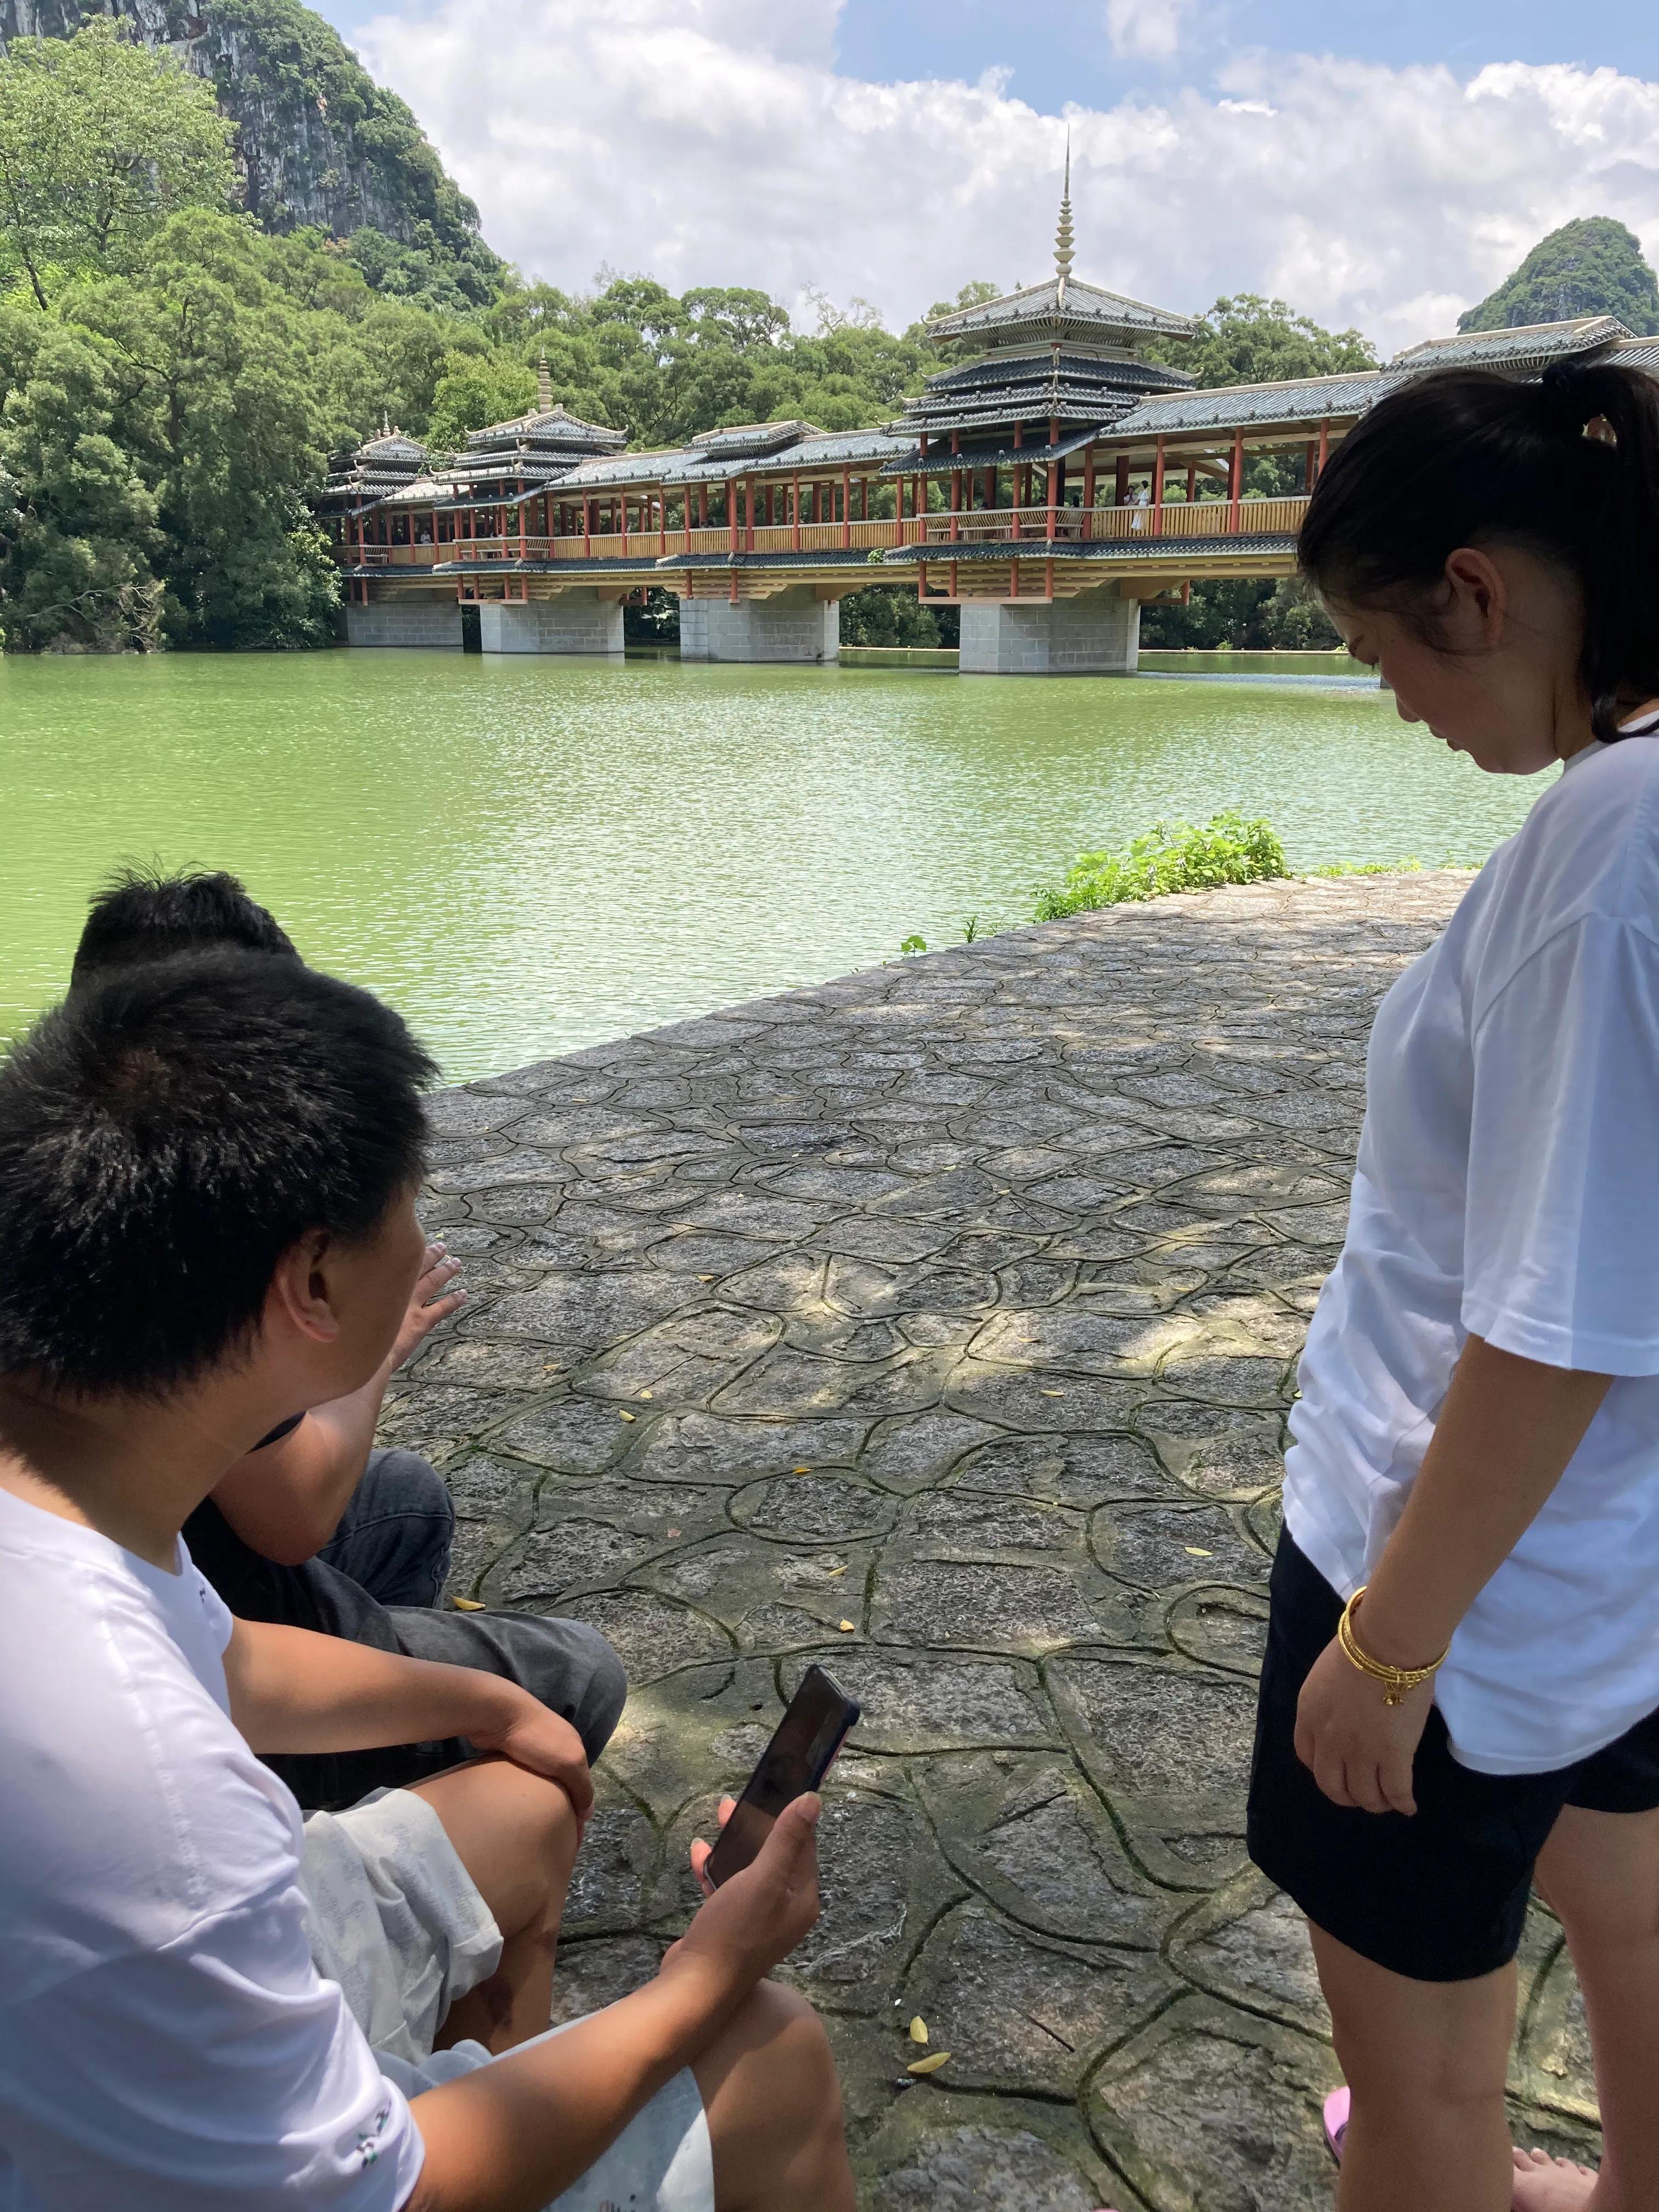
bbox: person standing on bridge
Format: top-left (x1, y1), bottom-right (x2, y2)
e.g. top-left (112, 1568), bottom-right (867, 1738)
top-left (1245, 352), bottom-right (1659, 2212)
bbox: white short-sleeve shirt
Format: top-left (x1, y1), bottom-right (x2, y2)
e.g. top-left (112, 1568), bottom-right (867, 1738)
top-left (1284, 726), bottom-right (1659, 1775)
top-left (0, 1486), bottom-right (426, 2211)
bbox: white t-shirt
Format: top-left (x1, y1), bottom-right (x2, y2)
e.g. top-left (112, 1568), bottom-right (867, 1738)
top-left (1285, 726), bottom-right (1659, 1776)
top-left (0, 1485), bottom-right (426, 2211)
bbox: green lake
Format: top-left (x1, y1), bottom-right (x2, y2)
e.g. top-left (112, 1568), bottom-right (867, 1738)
top-left (1, 650), bottom-right (1548, 1082)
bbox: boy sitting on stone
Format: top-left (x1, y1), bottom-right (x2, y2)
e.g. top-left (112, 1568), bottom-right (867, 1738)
top-left (0, 947), bottom-right (853, 2210)
top-left (67, 866), bottom-right (623, 1812)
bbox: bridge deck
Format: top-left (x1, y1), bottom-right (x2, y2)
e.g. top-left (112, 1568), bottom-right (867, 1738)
top-left (390, 876), bottom-right (1600, 2208)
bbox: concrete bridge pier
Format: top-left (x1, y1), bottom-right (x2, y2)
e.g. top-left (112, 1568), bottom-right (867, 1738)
top-left (677, 584), bottom-right (840, 664)
top-left (479, 590), bottom-right (624, 656)
top-left (345, 597), bottom-right (464, 649)
top-left (959, 580), bottom-right (1140, 675)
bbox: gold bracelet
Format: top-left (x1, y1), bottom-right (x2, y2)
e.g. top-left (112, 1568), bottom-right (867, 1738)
top-left (1337, 1587), bottom-right (1449, 1707)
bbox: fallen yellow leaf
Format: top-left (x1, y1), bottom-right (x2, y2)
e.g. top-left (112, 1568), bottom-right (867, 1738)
top-left (698, 1273), bottom-right (715, 1281)
top-left (838, 1620), bottom-right (856, 1633)
top-left (637, 1390), bottom-right (653, 1400)
top-left (825, 1564), bottom-right (848, 1578)
top-left (1040, 1388), bottom-right (1064, 1397)
top-left (1183, 1545), bottom-right (1213, 1558)
top-left (908, 2017), bottom-right (929, 2045)
top-left (618, 1409), bottom-right (637, 1423)
top-left (906, 2052), bottom-right (951, 2076)
top-left (793, 1465), bottom-right (811, 1474)
top-left (450, 1596), bottom-right (486, 1613)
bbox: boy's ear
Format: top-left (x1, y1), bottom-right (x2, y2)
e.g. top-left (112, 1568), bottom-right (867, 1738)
top-left (266, 1229), bottom-right (342, 1345)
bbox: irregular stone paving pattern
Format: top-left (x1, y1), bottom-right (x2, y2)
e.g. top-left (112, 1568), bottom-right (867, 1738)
top-left (385, 873), bottom-right (1602, 2210)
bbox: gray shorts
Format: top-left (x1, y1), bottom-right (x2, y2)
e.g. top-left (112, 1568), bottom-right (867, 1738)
top-left (301, 1787), bottom-right (714, 2212)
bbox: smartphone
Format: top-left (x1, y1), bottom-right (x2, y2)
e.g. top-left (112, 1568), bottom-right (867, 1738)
top-left (704, 1664), bottom-right (861, 1887)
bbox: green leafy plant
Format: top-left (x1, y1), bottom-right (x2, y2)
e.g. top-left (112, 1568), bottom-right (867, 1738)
top-left (962, 916), bottom-right (980, 943)
top-left (1034, 811), bottom-right (1288, 921)
top-left (900, 934), bottom-right (927, 955)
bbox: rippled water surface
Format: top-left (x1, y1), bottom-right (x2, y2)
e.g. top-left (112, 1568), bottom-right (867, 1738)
top-left (1, 650), bottom-right (1548, 1079)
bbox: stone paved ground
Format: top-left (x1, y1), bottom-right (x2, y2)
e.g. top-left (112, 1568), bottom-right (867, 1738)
top-left (385, 873), bottom-right (1602, 2211)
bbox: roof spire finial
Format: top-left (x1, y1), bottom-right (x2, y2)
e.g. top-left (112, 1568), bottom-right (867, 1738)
top-left (537, 348), bottom-right (553, 415)
top-left (1054, 129), bottom-right (1075, 287)
top-left (381, 406), bottom-right (391, 436)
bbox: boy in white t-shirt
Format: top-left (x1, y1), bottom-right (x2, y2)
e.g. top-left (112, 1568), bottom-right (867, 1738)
top-left (0, 949), bottom-right (853, 2212)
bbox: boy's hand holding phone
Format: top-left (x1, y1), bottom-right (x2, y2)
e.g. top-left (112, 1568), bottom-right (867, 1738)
top-left (661, 1792), bottom-right (825, 2006)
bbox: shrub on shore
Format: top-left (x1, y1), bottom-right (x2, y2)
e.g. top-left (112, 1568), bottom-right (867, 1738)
top-left (1035, 811), bottom-right (1288, 919)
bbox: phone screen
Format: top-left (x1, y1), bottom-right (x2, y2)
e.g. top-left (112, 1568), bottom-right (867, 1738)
top-left (705, 1664), bottom-right (860, 1887)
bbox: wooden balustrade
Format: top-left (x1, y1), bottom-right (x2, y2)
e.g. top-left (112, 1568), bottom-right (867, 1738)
top-left (345, 496), bottom-right (1309, 574)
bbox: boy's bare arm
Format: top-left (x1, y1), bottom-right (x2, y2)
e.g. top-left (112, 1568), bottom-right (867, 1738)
top-left (221, 1617), bottom-right (591, 1822)
top-left (208, 1244), bottom-right (465, 1565)
top-left (408, 1798), bottom-right (823, 2212)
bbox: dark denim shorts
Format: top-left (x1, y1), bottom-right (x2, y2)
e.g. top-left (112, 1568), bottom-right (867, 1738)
top-left (1246, 1526), bottom-right (1659, 1982)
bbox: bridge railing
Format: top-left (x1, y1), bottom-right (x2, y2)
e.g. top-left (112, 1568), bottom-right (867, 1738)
top-left (917, 496), bottom-right (1311, 545)
top-left (345, 495), bottom-right (1312, 573)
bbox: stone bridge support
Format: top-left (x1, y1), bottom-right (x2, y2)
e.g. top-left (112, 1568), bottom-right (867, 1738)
top-left (479, 590), bottom-right (624, 656)
top-left (345, 598), bottom-right (463, 649)
top-left (958, 580), bottom-right (1140, 675)
top-left (678, 583), bottom-right (840, 664)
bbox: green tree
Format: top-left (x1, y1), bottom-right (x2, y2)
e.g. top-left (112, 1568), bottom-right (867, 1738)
top-left (1459, 216), bottom-right (1659, 337)
top-left (1163, 294), bottom-right (1377, 390)
top-left (424, 348), bottom-right (538, 456)
top-left (0, 303), bottom-right (163, 648)
top-left (0, 19), bottom-right (235, 309)
top-left (71, 210), bottom-right (343, 647)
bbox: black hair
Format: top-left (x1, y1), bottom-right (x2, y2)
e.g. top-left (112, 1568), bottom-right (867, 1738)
top-left (1298, 353), bottom-right (1659, 739)
top-left (71, 867), bottom-right (298, 990)
top-left (0, 951), bottom-right (436, 1398)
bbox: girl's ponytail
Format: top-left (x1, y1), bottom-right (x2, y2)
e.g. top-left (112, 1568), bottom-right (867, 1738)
top-left (1299, 351), bottom-right (1659, 737)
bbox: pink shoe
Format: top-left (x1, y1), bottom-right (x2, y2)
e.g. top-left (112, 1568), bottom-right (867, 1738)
top-left (1323, 2086), bottom-right (1350, 2163)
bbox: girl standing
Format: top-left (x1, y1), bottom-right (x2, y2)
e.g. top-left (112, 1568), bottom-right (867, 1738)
top-left (1248, 354), bottom-right (1659, 2212)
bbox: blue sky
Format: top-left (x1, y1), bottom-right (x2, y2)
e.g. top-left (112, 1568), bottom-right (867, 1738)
top-left (315, 0), bottom-right (1659, 353)
top-left (315, 0), bottom-right (1659, 95)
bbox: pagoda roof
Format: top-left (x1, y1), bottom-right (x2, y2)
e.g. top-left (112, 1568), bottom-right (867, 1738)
top-left (926, 274), bottom-right (1197, 350)
top-left (687, 419), bottom-right (821, 461)
top-left (1387, 315), bottom-right (1632, 373)
top-left (355, 430), bottom-right (426, 465)
top-left (465, 403), bottom-right (624, 453)
top-left (1111, 369), bottom-right (1394, 441)
top-left (882, 424), bottom-right (1102, 479)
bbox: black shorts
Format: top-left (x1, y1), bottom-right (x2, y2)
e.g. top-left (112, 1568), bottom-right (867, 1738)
top-left (1246, 1527), bottom-right (1659, 1982)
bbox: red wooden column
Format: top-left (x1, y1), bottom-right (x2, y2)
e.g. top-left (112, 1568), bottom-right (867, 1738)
top-left (583, 496), bottom-right (591, 558)
top-left (727, 479), bottom-right (738, 557)
top-left (791, 470), bottom-right (801, 551)
top-left (1046, 460), bottom-right (1059, 541)
top-left (658, 491), bottom-right (667, 557)
top-left (1227, 425), bottom-right (1244, 532)
top-left (698, 483), bottom-right (708, 528)
top-left (1151, 435), bottom-right (1166, 537)
top-left (913, 476), bottom-right (923, 543)
top-left (1113, 453), bottom-right (1127, 508)
top-left (842, 466), bottom-right (851, 549)
top-left (1082, 449), bottom-right (1096, 540)
top-left (858, 477), bottom-right (867, 521)
top-left (1317, 415), bottom-right (1330, 476)
top-left (950, 469), bottom-right (961, 542)
top-left (518, 478), bottom-right (527, 561)
top-left (1304, 442), bottom-right (1318, 494)
top-left (1186, 462), bottom-right (1197, 503)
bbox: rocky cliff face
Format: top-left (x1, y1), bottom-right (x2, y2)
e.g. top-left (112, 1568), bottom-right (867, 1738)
top-left (1, 0), bottom-right (504, 301)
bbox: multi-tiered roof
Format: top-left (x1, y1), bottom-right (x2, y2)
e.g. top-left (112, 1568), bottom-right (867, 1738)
top-left (885, 147), bottom-right (1197, 479)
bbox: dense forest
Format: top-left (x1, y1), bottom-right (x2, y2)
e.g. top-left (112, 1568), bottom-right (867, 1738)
top-left (1, 11), bottom-right (1653, 653)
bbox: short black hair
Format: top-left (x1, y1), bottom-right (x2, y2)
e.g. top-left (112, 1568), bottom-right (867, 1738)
top-left (71, 867), bottom-right (298, 990)
top-left (0, 951), bottom-right (436, 1397)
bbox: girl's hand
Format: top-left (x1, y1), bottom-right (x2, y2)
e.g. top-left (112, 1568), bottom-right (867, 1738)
top-left (1294, 1635), bottom-right (1434, 1815)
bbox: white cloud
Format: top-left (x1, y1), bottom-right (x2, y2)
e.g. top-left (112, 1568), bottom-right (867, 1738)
top-left (352, 2), bottom-right (1659, 357)
top-left (1104, 0), bottom-right (1190, 64)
